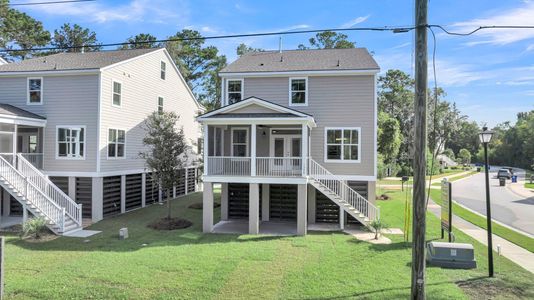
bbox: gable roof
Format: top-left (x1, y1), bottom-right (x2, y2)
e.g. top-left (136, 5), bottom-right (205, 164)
top-left (197, 97), bottom-right (316, 126)
top-left (220, 48), bottom-right (379, 74)
top-left (0, 57), bottom-right (7, 65)
top-left (0, 48), bottom-right (161, 73)
top-left (0, 103), bottom-right (46, 120)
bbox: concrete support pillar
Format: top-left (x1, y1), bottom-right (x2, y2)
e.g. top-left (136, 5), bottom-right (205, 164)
top-left (367, 181), bottom-right (376, 205)
top-left (297, 184), bottom-right (307, 235)
top-left (248, 183), bottom-right (259, 234)
top-left (203, 182), bottom-right (214, 233)
top-left (120, 175), bottom-right (126, 214)
top-left (307, 185), bottom-right (316, 224)
top-left (220, 183), bottom-right (228, 221)
top-left (22, 205), bottom-right (28, 223)
top-left (173, 185), bottom-right (177, 198)
top-left (339, 207), bottom-right (345, 230)
top-left (91, 177), bottom-right (103, 222)
top-left (261, 184), bottom-right (270, 222)
top-left (68, 176), bottom-right (76, 201)
top-left (141, 173), bottom-right (146, 207)
top-left (2, 189), bottom-right (10, 217)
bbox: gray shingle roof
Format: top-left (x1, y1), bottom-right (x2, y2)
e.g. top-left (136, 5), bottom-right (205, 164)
top-left (220, 48), bottom-right (379, 73)
top-left (0, 48), bottom-right (161, 73)
top-left (0, 104), bottom-right (46, 119)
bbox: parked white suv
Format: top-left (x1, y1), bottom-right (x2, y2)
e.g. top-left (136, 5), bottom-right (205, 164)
top-left (497, 168), bottom-right (512, 179)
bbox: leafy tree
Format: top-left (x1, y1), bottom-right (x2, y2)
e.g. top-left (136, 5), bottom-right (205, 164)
top-left (447, 120), bottom-right (480, 156)
top-left (298, 31), bottom-right (355, 49)
top-left (442, 148), bottom-right (455, 160)
top-left (165, 29), bottom-right (226, 110)
top-left (458, 148), bottom-right (472, 165)
top-left (236, 43), bottom-right (263, 56)
top-left (378, 111), bottom-right (401, 165)
top-left (119, 33), bottom-right (158, 49)
top-left (1, 1), bottom-right (50, 60)
top-left (51, 23), bottom-right (101, 52)
top-left (140, 111), bottom-right (188, 222)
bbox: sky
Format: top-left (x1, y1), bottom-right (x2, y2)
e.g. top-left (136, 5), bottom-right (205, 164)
top-left (14, 0), bottom-right (534, 127)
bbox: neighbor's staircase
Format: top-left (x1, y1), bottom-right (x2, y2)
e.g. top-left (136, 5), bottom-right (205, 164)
top-left (308, 158), bottom-right (379, 230)
top-left (0, 154), bottom-right (82, 235)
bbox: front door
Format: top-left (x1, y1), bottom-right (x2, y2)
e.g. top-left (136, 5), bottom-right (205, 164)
top-left (270, 134), bottom-right (301, 174)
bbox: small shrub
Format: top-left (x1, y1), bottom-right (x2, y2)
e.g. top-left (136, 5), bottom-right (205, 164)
top-left (21, 217), bottom-right (49, 239)
top-left (370, 219), bottom-right (388, 240)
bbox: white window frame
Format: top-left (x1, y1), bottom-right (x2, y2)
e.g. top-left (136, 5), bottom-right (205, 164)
top-left (107, 128), bottom-right (126, 159)
top-left (324, 127), bottom-right (361, 163)
top-left (226, 78), bottom-right (244, 105)
top-left (56, 125), bottom-right (86, 160)
top-left (111, 79), bottom-right (122, 108)
top-left (230, 127), bottom-right (249, 157)
top-left (160, 60), bottom-right (166, 80)
top-left (27, 77), bottom-right (43, 105)
top-left (158, 96), bottom-right (164, 114)
top-left (288, 77), bottom-right (308, 107)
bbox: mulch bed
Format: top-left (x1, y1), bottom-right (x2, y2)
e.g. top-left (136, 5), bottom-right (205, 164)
top-left (377, 194), bottom-right (391, 200)
top-left (188, 202), bottom-right (221, 210)
top-left (147, 217), bottom-right (193, 231)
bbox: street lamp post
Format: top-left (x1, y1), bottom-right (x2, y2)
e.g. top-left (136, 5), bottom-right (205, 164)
top-left (479, 126), bottom-right (494, 277)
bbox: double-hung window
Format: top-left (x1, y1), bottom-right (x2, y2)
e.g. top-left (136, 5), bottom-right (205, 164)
top-left (57, 126), bottom-right (85, 159)
top-left (289, 77), bottom-right (307, 106)
top-left (227, 79), bottom-right (243, 104)
top-left (325, 128), bottom-right (360, 162)
top-left (160, 61), bottom-right (166, 80)
top-left (158, 96), bottom-right (164, 114)
top-left (231, 128), bottom-right (248, 157)
top-left (27, 77), bottom-right (43, 104)
top-left (108, 128), bottom-right (126, 158)
top-left (112, 80), bottom-right (122, 107)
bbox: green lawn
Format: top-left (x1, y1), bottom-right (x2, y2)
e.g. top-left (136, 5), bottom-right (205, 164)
top-left (525, 182), bottom-right (534, 189)
top-left (379, 169), bottom-right (470, 186)
top-left (2, 190), bottom-right (534, 299)
top-left (431, 171), bottom-right (479, 186)
top-left (428, 188), bottom-right (534, 252)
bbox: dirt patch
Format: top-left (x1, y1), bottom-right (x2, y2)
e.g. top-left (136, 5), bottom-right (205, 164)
top-left (457, 278), bottom-right (526, 299)
top-left (22, 233), bottom-right (59, 243)
top-left (188, 202), bottom-right (221, 210)
top-left (147, 217), bottom-right (193, 231)
top-left (0, 224), bottom-right (22, 233)
top-left (377, 194), bottom-right (391, 201)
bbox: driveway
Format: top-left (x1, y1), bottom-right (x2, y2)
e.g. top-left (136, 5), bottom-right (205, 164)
top-left (452, 169), bottom-right (534, 236)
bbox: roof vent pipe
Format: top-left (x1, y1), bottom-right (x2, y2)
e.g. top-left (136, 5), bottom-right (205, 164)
top-left (337, 59), bottom-right (340, 67)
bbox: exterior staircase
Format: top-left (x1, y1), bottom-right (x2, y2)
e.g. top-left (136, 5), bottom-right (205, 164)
top-left (308, 158), bottom-right (379, 229)
top-left (0, 154), bottom-right (82, 235)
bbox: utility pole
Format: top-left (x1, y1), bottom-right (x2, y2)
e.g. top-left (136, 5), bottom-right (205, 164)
top-left (412, 0), bottom-right (428, 299)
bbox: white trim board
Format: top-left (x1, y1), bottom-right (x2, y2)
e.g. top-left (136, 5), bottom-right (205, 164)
top-left (0, 115), bottom-right (46, 127)
top-left (198, 97), bottom-right (312, 119)
top-left (220, 69), bottom-right (380, 78)
top-left (288, 77), bottom-right (308, 107)
top-left (323, 127), bottom-right (362, 164)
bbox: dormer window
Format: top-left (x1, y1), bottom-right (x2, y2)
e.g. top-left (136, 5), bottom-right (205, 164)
top-left (227, 79), bottom-right (243, 104)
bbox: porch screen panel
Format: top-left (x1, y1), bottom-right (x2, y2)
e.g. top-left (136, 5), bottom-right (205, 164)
top-left (187, 168), bottom-right (196, 193)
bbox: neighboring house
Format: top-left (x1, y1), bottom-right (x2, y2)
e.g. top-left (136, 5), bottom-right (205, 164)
top-left (197, 48), bottom-right (380, 236)
top-left (0, 48), bottom-right (203, 234)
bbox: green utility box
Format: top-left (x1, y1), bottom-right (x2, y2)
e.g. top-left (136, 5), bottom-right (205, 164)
top-left (426, 242), bottom-right (476, 269)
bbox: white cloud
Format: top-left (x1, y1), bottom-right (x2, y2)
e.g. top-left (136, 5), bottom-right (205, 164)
top-left (340, 15), bottom-right (370, 28)
top-left (23, 0), bottom-right (187, 24)
top-left (452, 2), bottom-right (534, 45)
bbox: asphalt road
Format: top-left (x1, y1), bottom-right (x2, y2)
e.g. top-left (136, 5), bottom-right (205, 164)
top-left (451, 170), bottom-right (534, 236)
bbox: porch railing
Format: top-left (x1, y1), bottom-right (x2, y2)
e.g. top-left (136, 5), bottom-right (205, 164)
top-left (19, 153), bottom-right (43, 169)
top-left (256, 157), bottom-right (303, 177)
top-left (0, 153), bottom-right (14, 165)
top-left (207, 156), bottom-right (251, 176)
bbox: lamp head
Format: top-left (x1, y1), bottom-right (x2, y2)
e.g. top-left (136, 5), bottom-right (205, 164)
top-left (479, 126), bottom-right (494, 144)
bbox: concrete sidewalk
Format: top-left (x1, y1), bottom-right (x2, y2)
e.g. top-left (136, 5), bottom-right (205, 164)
top-left (428, 199), bottom-right (534, 274)
top-left (507, 180), bottom-right (534, 199)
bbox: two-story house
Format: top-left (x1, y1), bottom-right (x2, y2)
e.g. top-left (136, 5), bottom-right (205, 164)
top-left (198, 48), bottom-right (380, 236)
top-left (0, 48), bottom-right (202, 234)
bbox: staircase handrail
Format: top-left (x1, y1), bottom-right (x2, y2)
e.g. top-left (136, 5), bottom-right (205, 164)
top-left (308, 158), bottom-right (380, 221)
top-left (16, 154), bottom-right (82, 226)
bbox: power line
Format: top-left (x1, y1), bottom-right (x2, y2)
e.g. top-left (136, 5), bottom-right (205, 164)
top-left (429, 24), bottom-right (534, 36)
top-left (8, 0), bottom-right (95, 6)
top-left (0, 26), bottom-right (416, 53)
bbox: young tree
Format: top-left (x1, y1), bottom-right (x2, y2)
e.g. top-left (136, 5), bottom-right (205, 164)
top-left (378, 111), bottom-right (402, 165)
top-left (458, 148), bottom-right (472, 165)
top-left (51, 23), bottom-right (101, 52)
top-left (298, 31), bottom-right (355, 49)
top-left (140, 111), bottom-right (188, 223)
top-left (119, 33), bottom-right (159, 49)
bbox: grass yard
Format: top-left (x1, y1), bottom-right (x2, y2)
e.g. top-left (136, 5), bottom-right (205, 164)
top-left (378, 168), bottom-right (470, 186)
top-left (428, 188), bottom-right (534, 252)
top-left (431, 171), bottom-right (479, 186)
top-left (525, 182), bottom-right (534, 189)
top-left (2, 190), bottom-right (534, 299)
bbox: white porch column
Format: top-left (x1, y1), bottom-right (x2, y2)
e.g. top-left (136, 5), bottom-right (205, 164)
top-left (249, 183), bottom-right (259, 234)
top-left (67, 177), bottom-right (76, 201)
top-left (301, 124), bottom-right (308, 176)
top-left (13, 124), bottom-right (17, 165)
top-left (307, 185), bottom-right (316, 224)
top-left (203, 124), bottom-right (209, 176)
top-left (141, 173), bottom-right (146, 207)
top-left (297, 184), bottom-right (307, 235)
top-left (261, 183), bottom-right (270, 221)
top-left (91, 177), bottom-right (103, 222)
top-left (251, 124), bottom-right (257, 176)
top-left (203, 182), bottom-right (214, 233)
top-left (221, 183), bottom-right (228, 221)
top-left (120, 175), bottom-right (126, 214)
top-left (339, 207), bottom-right (345, 230)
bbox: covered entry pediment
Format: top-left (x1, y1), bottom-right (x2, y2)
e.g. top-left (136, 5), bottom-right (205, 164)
top-left (197, 97), bottom-right (315, 126)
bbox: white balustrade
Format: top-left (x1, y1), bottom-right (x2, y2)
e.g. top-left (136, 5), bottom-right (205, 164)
top-left (207, 156), bottom-right (251, 176)
top-left (19, 153), bottom-right (43, 169)
top-left (256, 157), bottom-right (303, 177)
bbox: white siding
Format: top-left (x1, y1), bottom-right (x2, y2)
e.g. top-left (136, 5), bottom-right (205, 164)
top-left (99, 50), bottom-right (202, 172)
